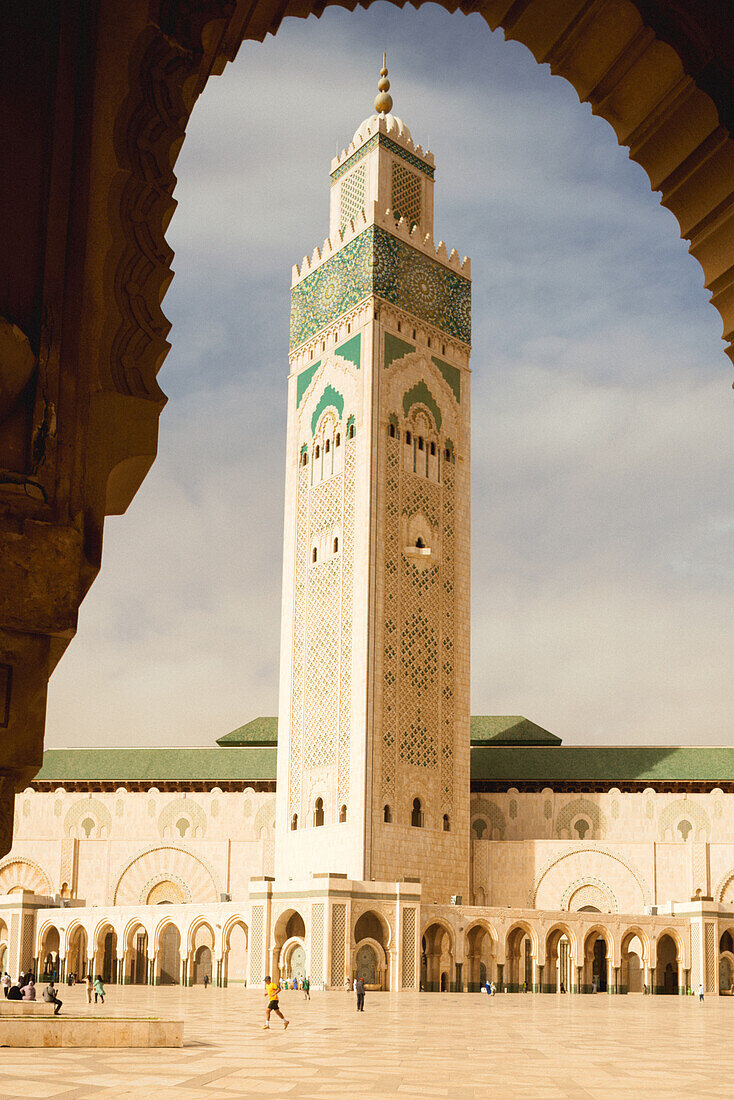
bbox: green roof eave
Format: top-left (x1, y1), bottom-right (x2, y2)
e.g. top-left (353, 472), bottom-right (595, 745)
top-left (33, 747), bottom-right (277, 784)
top-left (470, 716), bottom-right (561, 746)
top-left (216, 717), bottom-right (278, 747)
top-left (470, 746), bottom-right (734, 784)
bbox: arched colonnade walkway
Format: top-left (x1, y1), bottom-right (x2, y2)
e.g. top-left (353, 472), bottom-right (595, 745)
top-left (34, 907), bottom-right (249, 988)
top-left (422, 909), bottom-right (692, 994)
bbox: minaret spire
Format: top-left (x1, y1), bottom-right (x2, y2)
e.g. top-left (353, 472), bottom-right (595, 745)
top-left (374, 53), bottom-right (393, 115)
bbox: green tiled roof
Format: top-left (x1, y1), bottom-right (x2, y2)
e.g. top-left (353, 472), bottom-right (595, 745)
top-left (471, 746), bottom-right (734, 784)
top-left (33, 747), bottom-right (277, 784)
top-left (216, 717), bottom-right (278, 747)
top-left (470, 716), bottom-right (561, 746)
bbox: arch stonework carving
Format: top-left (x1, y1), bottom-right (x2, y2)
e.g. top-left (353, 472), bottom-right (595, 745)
top-left (157, 797), bottom-right (207, 840)
top-left (658, 799), bottom-right (711, 841)
top-left (0, 857), bottom-right (52, 896)
top-left (530, 845), bottom-right (651, 909)
top-left (112, 845), bottom-right (220, 905)
top-left (64, 797), bottom-right (113, 838)
top-left (470, 797), bottom-right (507, 840)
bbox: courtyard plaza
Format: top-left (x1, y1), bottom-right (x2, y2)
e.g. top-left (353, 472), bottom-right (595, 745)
top-left (0, 986), bottom-right (731, 1098)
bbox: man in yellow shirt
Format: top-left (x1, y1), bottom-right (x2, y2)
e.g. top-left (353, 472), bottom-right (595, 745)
top-left (263, 975), bottom-right (289, 1030)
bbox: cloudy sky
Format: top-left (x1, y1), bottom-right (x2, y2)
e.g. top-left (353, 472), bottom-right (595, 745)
top-left (46, 4), bottom-right (734, 748)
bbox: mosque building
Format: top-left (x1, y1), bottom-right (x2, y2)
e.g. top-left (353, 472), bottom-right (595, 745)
top-left (2, 67), bottom-right (734, 999)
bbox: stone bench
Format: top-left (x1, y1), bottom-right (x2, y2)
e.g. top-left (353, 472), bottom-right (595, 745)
top-left (0, 1016), bottom-right (183, 1047)
top-left (0, 1000), bottom-right (57, 1015)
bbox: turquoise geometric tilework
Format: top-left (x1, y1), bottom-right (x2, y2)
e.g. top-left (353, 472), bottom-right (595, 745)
top-left (311, 383), bottom-right (344, 435)
top-left (336, 333), bottom-right (361, 369)
top-left (403, 380), bottom-right (442, 431)
top-left (296, 360), bottom-right (320, 406)
top-left (431, 356), bottom-right (460, 403)
top-left (290, 226), bottom-right (471, 351)
top-left (330, 133), bottom-right (435, 184)
top-left (384, 332), bottom-right (415, 369)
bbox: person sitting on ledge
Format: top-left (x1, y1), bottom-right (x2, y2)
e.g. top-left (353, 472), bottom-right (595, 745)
top-left (21, 978), bottom-right (36, 1001)
top-left (7, 982), bottom-right (21, 1001)
top-left (43, 981), bottom-right (63, 1015)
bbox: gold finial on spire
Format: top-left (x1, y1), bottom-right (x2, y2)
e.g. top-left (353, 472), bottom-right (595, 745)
top-left (374, 52), bottom-right (393, 115)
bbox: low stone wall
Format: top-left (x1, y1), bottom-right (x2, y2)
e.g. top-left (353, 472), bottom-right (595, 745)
top-left (0, 1001), bottom-right (55, 1015)
top-left (0, 1016), bottom-right (183, 1047)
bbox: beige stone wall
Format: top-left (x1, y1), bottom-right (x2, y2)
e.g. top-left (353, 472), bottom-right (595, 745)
top-left (3, 787), bottom-right (276, 905)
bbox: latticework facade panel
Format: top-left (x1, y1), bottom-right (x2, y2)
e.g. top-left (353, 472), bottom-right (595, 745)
top-left (391, 161), bottom-right (422, 229)
top-left (330, 903), bottom-right (347, 986)
top-left (401, 907), bottom-right (416, 988)
top-left (311, 903), bottom-right (325, 984)
top-left (340, 165), bottom-right (366, 231)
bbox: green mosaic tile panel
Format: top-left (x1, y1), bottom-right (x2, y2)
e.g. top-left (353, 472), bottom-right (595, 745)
top-left (330, 133), bottom-right (435, 184)
top-left (311, 383), bottom-right (344, 435)
top-left (431, 356), bottom-right (461, 403)
top-left (290, 226), bottom-right (471, 351)
top-left (402, 379), bottom-right (442, 431)
top-left (296, 360), bottom-right (320, 407)
top-left (335, 333), bottom-right (361, 369)
top-left (384, 332), bottom-right (415, 369)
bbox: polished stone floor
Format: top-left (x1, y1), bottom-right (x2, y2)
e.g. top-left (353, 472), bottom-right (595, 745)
top-left (0, 986), bottom-right (730, 1098)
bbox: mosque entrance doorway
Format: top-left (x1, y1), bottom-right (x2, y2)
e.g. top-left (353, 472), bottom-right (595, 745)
top-left (655, 934), bottom-right (680, 995)
top-left (99, 927), bottom-right (117, 984)
top-left (67, 926), bottom-right (88, 981)
top-left (284, 941), bottom-right (306, 982)
top-left (41, 926), bottom-right (60, 981)
top-left (128, 927), bottom-right (148, 985)
top-left (719, 931), bottom-right (734, 995)
top-left (158, 925), bottom-right (180, 985)
top-left (194, 945), bottom-right (212, 985)
top-left (582, 931), bottom-right (609, 993)
top-left (422, 923), bottom-right (454, 992)
top-left (620, 931), bottom-right (646, 994)
top-left (355, 944), bottom-right (377, 986)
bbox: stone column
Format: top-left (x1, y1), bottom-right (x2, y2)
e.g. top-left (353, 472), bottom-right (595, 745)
top-left (678, 961), bottom-right (686, 996)
top-left (532, 959), bottom-right (540, 993)
top-left (496, 962), bottom-right (504, 992)
top-left (574, 964), bottom-right (583, 994)
top-left (116, 956), bottom-right (124, 985)
top-left (148, 956), bottom-right (155, 986)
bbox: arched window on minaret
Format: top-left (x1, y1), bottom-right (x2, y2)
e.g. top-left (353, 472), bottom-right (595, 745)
top-left (383, 805), bottom-right (392, 823)
top-left (443, 814), bottom-right (450, 832)
top-left (339, 804), bottom-right (347, 823)
top-left (314, 798), bottom-right (325, 827)
top-left (411, 798), bottom-right (423, 828)
top-left (291, 813), bottom-right (298, 831)
top-left (333, 537), bottom-right (339, 554)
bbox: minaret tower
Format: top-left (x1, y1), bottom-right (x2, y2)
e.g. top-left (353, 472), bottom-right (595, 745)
top-left (274, 62), bottom-right (471, 910)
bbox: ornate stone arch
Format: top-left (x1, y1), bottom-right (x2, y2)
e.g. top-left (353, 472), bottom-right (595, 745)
top-left (714, 868), bottom-right (734, 904)
top-left (64, 797), bottom-right (113, 839)
top-left (561, 878), bottom-right (618, 913)
top-left (529, 846), bottom-right (651, 908)
top-left (111, 845), bottom-right (220, 905)
top-left (157, 797), bottom-right (207, 840)
top-left (658, 799), bottom-right (711, 841)
top-left (253, 798), bottom-right (276, 838)
top-left (0, 857), bottom-right (52, 896)
top-left (555, 798), bottom-right (607, 840)
top-left (470, 797), bottom-right (506, 840)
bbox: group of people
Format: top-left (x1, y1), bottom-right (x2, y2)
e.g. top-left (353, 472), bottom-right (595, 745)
top-left (2, 971), bottom-right (63, 1014)
top-left (1, 970), bottom-right (107, 1013)
top-left (482, 979), bottom-right (498, 996)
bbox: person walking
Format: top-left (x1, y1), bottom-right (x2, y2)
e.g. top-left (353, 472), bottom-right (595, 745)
top-left (355, 976), bottom-right (365, 1012)
top-left (21, 978), bottom-right (36, 1001)
top-left (2, 971), bottom-right (10, 997)
top-left (86, 975), bottom-right (93, 1004)
top-left (303, 976), bottom-right (310, 1000)
top-left (698, 982), bottom-right (704, 1002)
top-left (263, 975), bottom-right (289, 1030)
top-left (93, 975), bottom-right (106, 1004)
top-left (43, 981), bottom-right (63, 1015)
top-left (203, 973), bottom-right (209, 989)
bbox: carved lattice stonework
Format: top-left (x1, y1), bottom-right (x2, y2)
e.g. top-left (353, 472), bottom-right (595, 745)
top-left (311, 903), bottom-right (325, 984)
top-left (402, 907), bottom-right (416, 989)
top-left (250, 906), bottom-right (264, 985)
top-left (288, 465), bottom-right (308, 819)
top-left (340, 165), bottom-right (366, 231)
top-left (392, 162), bottom-right (422, 229)
top-left (331, 903), bottom-right (347, 987)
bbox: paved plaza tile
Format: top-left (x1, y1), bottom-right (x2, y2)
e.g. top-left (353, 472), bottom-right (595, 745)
top-left (0, 987), bottom-right (730, 1098)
